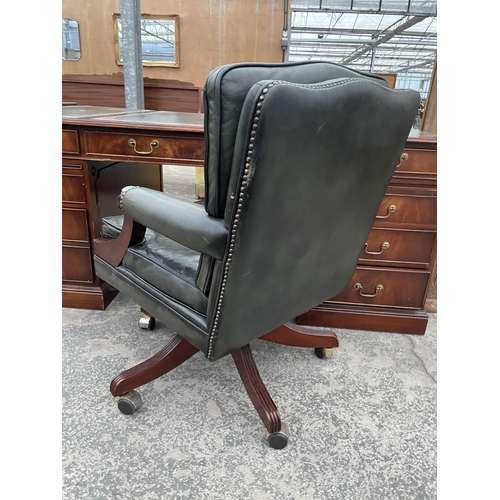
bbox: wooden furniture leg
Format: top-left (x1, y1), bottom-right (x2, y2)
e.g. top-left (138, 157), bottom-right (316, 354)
top-left (260, 322), bottom-right (339, 348)
top-left (110, 334), bottom-right (199, 397)
top-left (231, 344), bottom-right (289, 449)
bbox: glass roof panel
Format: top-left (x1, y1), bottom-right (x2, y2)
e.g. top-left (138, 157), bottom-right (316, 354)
top-left (407, 1), bottom-right (437, 14)
top-left (352, 0), bottom-right (382, 10)
top-left (288, 0), bottom-right (437, 98)
top-left (321, 1), bottom-right (352, 8)
top-left (381, 1), bottom-right (411, 11)
top-left (291, 1), bottom-right (437, 14)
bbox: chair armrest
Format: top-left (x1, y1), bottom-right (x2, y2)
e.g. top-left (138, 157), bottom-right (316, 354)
top-left (118, 186), bottom-right (228, 260)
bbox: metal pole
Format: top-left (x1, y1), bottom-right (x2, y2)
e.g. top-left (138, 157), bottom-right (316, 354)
top-left (120, 0), bottom-right (144, 109)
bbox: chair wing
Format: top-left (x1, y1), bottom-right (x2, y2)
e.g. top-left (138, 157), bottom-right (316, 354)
top-left (202, 61), bottom-right (389, 218)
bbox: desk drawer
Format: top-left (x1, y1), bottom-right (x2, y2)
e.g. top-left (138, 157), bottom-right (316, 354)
top-left (374, 193), bottom-right (436, 229)
top-left (62, 173), bottom-right (86, 204)
top-left (62, 130), bottom-right (79, 154)
top-left (358, 228), bottom-right (435, 269)
top-left (62, 245), bottom-right (93, 283)
top-left (396, 148), bottom-right (436, 174)
top-left (84, 131), bottom-right (205, 162)
top-left (62, 208), bottom-right (89, 243)
top-left (328, 267), bottom-right (429, 309)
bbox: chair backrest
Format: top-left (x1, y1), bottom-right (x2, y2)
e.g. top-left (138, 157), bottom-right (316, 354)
top-left (205, 73), bottom-right (419, 361)
top-left (202, 61), bottom-right (389, 218)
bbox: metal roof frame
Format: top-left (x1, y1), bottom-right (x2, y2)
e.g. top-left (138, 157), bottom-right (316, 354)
top-left (287, 1), bottom-right (437, 96)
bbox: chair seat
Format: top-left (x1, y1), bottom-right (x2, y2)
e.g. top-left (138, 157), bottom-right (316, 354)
top-left (102, 216), bottom-right (208, 315)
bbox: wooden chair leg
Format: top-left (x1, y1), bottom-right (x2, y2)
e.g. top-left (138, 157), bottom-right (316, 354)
top-left (231, 344), bottom-right (285, 444)
top-left (259, 322), bottom-right (339, 349)
top-left (110, 334), bottom-right (199, 397)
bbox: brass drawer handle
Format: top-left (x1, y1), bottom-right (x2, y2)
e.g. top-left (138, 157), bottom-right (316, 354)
top-left (376, 204), bottom-right (396, 219)
top-left (354, 283), bottom-right (384, 298)
top-left (396, 152), bottom-right (409, 168)
top-left (128, 138), bottom-right (159, 155)
top-left (364, 241), bottom-right (390, 255)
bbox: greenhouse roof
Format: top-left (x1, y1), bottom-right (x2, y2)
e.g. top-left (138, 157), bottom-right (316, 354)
top-left (287, 1), bottom-right (437, 77)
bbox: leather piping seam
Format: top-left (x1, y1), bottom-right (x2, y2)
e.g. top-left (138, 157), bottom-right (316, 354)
top-left (205, 77), bottom-right (411, 360)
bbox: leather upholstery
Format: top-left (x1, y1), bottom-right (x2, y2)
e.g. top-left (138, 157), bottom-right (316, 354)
top-left (95, 255), bottom-right (209, 352)
top-left (101, 216), bottom-right (208, 314)
top-left (208, 77), bottom-right (419, 359)
top-left (94, 62), bottom-right (419, 362)
top-left (203, 61), bottom-right (388, 218)
top-left (118, 188), bottom-right (227, 260)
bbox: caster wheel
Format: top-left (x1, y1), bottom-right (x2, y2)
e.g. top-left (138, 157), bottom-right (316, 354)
top-left (265, 422), bottom-right (289, 449)
top-left (117, 390), bottom-right (143, 415)
top-left (315, 347), bottom-right (334, 359)
top-left (139, 314), bottom-right (155, 330)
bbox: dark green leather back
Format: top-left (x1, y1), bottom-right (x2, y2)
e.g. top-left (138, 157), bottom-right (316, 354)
top-left (203, 61), bottom-right (388, 219)
top-left (206, 77), bottom-right (419, 360)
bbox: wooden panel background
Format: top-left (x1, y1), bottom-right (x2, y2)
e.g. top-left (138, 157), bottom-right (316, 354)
top-left (62, 0), bottom-right (284, 90)
top-left (62, 74), bottom-right (202, 112)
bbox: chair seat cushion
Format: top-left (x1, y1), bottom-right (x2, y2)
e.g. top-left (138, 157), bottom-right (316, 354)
top-left (102, 216), bottom-right (208, 315)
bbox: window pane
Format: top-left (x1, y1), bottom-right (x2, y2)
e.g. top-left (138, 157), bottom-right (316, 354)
top-left (291, 1), bottom-right (322, 7)
top-left (409, 0), bottom-right (437, 14)
top-left (352, 0), bottom-right (381, 10)
top-left (321, 1), bottom-right (353, 8)
top-left (62, 19), bottom-right (81, 61)
top-left (381, 0), bottom-right (410, 11)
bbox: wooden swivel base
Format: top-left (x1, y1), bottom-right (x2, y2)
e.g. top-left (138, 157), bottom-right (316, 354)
top-left (109, 321), bottom-right (339, 449)
top-left (95, 218), bottom-right (338, 447)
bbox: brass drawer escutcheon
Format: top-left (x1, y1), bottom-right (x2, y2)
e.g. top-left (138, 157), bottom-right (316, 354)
top-left (364, 241), bottom-right (390, 255)
top-left (396, 152), bottom-right (409, 168)
top-left (376, 204), bottom-right (396, 219)
top-left (128, 138), bottom-right (159, 155)
top-left (354, 283), bottom-right (384, 298)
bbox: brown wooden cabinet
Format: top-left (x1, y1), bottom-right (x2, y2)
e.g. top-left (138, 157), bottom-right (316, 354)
top-left (297, 131), bottom-right (437, 334)
top-left (62, 158), bottom-right (110, 308)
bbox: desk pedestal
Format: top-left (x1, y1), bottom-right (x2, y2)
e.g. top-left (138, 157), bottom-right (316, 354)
top-left (62, 105), bottom-right (205, 310)
top-left (62, 159), bottom-right (162, 309)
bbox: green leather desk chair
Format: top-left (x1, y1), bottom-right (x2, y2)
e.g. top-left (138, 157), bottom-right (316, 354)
top-left (94, 61), bottom-right (419, 449)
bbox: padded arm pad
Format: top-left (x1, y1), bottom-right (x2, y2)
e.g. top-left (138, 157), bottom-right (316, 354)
top-left (119, 186), bottom-right (228, 260)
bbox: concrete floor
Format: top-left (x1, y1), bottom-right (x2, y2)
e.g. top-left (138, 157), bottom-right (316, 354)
top-left (62, 167), bottom-right (437, 499)
top-left (162, 164), bottom-right (200, 203)
top-left (62, 297), bottom-right (436, 500)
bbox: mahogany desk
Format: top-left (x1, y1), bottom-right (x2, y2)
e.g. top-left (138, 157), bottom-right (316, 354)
top-left (63, 105), bottom-right (436, 335)
top-left (62, 105), bottom-right (204, 310)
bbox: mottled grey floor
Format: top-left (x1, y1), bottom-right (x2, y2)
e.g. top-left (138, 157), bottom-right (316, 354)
top-left (62, 293), bottom-right (437, 500)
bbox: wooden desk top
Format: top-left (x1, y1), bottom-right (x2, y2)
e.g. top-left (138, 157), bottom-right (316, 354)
top-left (62, 105), bottom-right (204, 133)
top-left (63, 106), bottom-right (435, 146)
top-left (407, 127), bottom-right (437, 147)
